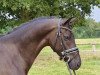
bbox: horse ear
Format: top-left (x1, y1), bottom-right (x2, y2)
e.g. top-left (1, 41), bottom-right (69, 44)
top-left (63, 17), bottom-right (76, 27)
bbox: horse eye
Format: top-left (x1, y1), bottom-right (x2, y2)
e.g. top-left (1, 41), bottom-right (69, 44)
top-left (64, 35), bottom-right (69, 40)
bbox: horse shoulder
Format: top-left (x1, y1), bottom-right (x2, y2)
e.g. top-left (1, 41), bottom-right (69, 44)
top-left (0, 43), bottom-right (26, 75)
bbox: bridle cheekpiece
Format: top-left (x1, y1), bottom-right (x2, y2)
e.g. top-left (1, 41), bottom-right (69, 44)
top-left (54, 18), bottom-right (79, 75)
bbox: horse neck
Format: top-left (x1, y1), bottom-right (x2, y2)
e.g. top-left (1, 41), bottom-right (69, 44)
top-left (7, 19), bottom-right (58, 72)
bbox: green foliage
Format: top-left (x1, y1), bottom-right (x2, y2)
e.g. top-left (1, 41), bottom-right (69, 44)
top-left (0, 0), bottom-right (100, 28)
top-left (0, 0), bottom-right (100, 38)
top-left (0, 26), bottom-right (13, 34)
top-left (73, 18), bottom-right (100, 38)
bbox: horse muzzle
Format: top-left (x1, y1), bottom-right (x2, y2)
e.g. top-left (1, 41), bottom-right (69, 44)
top-left (68, 54), bottom-right (81, 70)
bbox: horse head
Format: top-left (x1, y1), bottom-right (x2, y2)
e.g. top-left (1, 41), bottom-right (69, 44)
top-left (48, 17), bottom-right (81, 70)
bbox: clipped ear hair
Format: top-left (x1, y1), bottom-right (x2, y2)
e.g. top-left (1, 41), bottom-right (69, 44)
top-left (63, 17), bottom-right (76, 27)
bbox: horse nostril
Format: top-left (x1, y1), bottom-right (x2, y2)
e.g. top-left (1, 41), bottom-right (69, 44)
top-left (77, 63), bottom-right (80, 67)
top-left (77, 64), bottom-right (79, 67)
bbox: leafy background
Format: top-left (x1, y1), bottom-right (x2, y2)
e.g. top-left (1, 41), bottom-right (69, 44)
top-left (0, 0), bottom-right (100, 38)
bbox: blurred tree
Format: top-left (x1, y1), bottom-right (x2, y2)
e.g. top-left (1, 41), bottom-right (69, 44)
top-left (0, 0), bottom-right (100, 30)
top-left (73, 18), bottom-right (100, 38)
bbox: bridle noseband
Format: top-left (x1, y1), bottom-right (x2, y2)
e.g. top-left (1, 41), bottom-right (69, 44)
top-left (53, 18), bottom-right (79, 75)
top-left (61, 47), bottom-right (78, 57)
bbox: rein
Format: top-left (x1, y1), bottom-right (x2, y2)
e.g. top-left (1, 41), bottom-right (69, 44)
top-left (54, 18), bottom-right (78, 75)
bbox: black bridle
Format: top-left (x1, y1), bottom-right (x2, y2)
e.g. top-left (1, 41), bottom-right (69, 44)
top-left (53, 18), bottom-right (79, 75)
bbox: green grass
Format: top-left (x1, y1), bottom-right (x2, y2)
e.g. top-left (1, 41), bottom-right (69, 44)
top-left (77, 45), bottom-right (100, 50)
top-left (28, 47), bottom-right (100, 75)
top-left (76, 38), bottom-right (100, 50)
top-left (28, 38), bottom-right (100, 75)
top-left (75, 38), bottom-right (100, 44)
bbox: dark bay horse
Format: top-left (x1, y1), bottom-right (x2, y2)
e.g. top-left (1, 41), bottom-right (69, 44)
top-left (0, 17), bottom-right (81, 75)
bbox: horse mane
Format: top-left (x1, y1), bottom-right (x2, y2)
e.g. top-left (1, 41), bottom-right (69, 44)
top-left (6, 16), bottom-right (59, 34)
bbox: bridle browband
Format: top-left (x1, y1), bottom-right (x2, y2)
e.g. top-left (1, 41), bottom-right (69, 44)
top-left (53, 18), bottom-right (79, 75)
